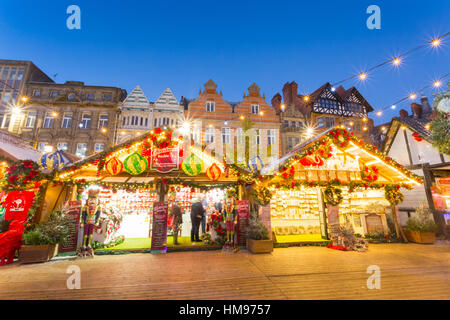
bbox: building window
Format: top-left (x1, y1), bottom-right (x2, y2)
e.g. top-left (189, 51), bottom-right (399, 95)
top-left (68, 93), bottom-right (75, 101)
top-left (33, 90), bottom-right (40, 97)
top-left (94, 143), bottom-right (104, 153)
top-left (140, 117), bottom-right (144, 127)
top-left (205, 127), bottom-right (215, 144)
top-left (267, 129), bottom-right (276, 146)
top-left (251, 105), bottom-right (259, 114)
top-left (37, 142), bottom-right (48, 152)
top-left (104, 93), bottom-right (111, 101)
top-left (222, 127), bottom-right (230, 144)
top-left (25, 111), bottom-right (37, 128)
top-left (43, 113), bottom-right (54, 128)
top-left (317, 117), bottom-right (335, 128)
top-left (122, 116), bottom-right (127, 126)
top-left (2, 115), bottom-right (10, 128)
top-left (206, 101), bottom-right (215, 112)
top-left (298, 121), bottom-right (304, 128)
top-left (98, 114), bottom-right (108, 129)
top-left (145, 118), bottom-right (148, 127)
top-left (255, 129), bottom-right (260, 145)
top-left (87, 93), bottom-right (95, 100)
top-left (80, 113), bottom-right (91, 129)
top-left (0, 114), bottom-right (4, 128)
top-left (76, 143), bottom-right (87, 158)
top-left (57, 142), bottom-right (68, 151)
top-left (154, 118), bottom-right (158, 127)
top-left (50, 91), bottom-right (58, 98)
top-left (62, 113), bottom-right (72, 129)
top-left (291, 121), bottom-right (297, 128)
top-left (283, 120), bottom-right (289, 128)
top-left (2, 92), bottom-right (11, 103)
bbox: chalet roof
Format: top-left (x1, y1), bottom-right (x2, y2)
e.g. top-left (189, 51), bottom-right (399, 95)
top-left (262, 127), bottom-right (422, 186)
top-left (393, 116), bottom-right (431, 138)
top-left (0, 129), bottom-right (42, 162)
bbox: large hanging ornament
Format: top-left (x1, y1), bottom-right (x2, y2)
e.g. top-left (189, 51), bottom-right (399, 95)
top-left (105, 157), bottom-right (123, 176)
top-left (181, 153), bottom-right (203, 176)
top-left (39, 150), bottom-right (65, 170)
top-left (123, 152), bottom-right (148, 175)
top-left (206, 163), bottom-right (222, 181)
top-left (247, 156), bottom-right (264, 172)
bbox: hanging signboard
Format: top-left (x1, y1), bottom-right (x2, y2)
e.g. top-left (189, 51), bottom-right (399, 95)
top-left (258, 204), bottom-right (272, 239)
top-left (59, 201), bottom-right (82, 253)
top-left (151, 202), bottom-right (168, 253)
top-left (150, 147), bottom-right (179, 172)
top-left (236, 200), bottom-right (249, 247)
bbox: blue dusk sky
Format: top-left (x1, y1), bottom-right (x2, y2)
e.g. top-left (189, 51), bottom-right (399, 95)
top-left (0, 0), bottom-right (448, 125)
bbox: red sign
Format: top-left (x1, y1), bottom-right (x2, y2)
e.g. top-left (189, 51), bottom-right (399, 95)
top-left (151, 147), bottom-right (179, 172)
top-left (151, 202), bottom-right (168, 253)
top-left (4, 190), bottom-right (35, 221)
top-left (236, 200), bottom-right (249, 247)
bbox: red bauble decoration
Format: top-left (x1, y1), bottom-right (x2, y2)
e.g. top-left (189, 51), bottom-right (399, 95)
top-left (206, 163), bottom-right (222, 181)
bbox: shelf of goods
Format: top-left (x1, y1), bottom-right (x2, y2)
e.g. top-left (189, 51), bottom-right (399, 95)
top-left (270, 189), bottom-right (322, 236)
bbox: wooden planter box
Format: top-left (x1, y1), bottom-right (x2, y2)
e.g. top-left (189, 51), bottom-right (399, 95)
top-left (19, 244), bottom-right (59, 264)
top-left (404, 230), bottom-right (436, 244)
top-left (246, 239), bottom-right (273, 254)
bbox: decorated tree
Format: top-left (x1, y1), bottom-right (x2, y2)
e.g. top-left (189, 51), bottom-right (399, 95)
top-left (430, 84), bottom-right (450, 154)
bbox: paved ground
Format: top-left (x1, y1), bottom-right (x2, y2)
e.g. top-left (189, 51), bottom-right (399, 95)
top-left (0, 243), bottom-right (449, 300)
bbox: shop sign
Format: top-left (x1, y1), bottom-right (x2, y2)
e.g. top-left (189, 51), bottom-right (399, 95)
top-left (59, 201), bottom-right (82, 253)
top-left (258, 205), bottom-right (272, 239)
top-left (4, 190), bottom-right (35, 221)
top-left (236, 200), bottom-right (249, 247)
top-left (150, 147), bottom-right (179, 172)
top-left (151, 202), bottom-right (168, 253)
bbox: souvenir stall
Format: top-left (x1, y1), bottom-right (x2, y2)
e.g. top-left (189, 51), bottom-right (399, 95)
top-left (256, 128), bottom-right (423, 247)
top-left (47, 127), bottom-right (238, 251)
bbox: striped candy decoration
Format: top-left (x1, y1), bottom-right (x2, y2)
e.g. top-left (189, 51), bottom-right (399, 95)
top-left (105, 157), bottom-right (123, 176)
top-left (206, 163), bottom-right (222, 181)
top-left (39, 151), bottom-right (65, 170)
top-left (181, 153), bottom-right (203, 176)
top-left (123, 152), bottom-right (148, 175)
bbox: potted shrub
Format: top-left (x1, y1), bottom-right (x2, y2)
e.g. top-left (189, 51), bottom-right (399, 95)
top-left (19, 212), bottom-right (72, 264)
top-left (404, 207), bottom-right (438, 244)
top-left (246, 213), bottom-right (273, 254)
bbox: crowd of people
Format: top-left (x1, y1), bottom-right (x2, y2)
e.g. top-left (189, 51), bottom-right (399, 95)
top-left (168, 195), bottom-right (224, 245)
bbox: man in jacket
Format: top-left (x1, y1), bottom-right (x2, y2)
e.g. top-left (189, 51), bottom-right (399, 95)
top-left (190, 198), bottom-right (204, 243)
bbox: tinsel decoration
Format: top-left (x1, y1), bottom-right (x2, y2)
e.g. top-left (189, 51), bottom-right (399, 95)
top-left (123, 152), bottom-right (148, 175)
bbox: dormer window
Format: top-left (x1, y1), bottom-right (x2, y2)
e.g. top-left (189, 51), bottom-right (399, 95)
top-left (206, 101), bottom-right (215, 112)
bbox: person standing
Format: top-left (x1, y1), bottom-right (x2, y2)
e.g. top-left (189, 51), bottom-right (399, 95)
top-left (201, 196), bottom-right (208, 235)
top-left (190, 198), bottom-right (204, 243)
top-left (170, 201), bottom-right (183, 245)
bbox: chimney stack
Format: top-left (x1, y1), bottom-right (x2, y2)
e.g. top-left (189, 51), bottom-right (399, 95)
top-left (411, 102), bottom-right (423, 119)
top-left (420, 95), bottom-right (431, 115)
top-left (399, 109), bottom-right (409, 118)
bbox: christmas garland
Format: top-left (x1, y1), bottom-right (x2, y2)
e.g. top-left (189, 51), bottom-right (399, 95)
top-left (384, 184), bottom-right (404, 206)
top-left (323, 186), bottom-right (343, 206)
top-left (252, 185), bottom-right (272, 206)
top-left (361, 165), bottom-right (379, 182)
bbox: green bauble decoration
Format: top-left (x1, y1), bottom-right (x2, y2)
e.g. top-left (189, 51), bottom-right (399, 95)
top-left (123, 152), bottom-right (148, 175)
top-left (181, 153), bottom-right (203, 176)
